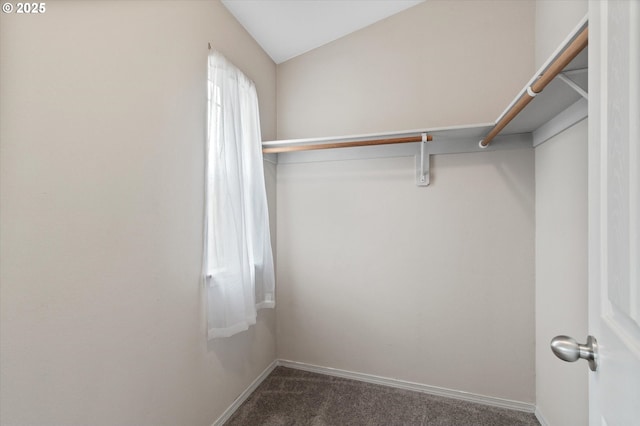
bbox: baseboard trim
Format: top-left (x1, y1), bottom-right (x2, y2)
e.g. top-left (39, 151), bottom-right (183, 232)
top-left (211, 360), bottom-right (278, 426)
top-left (535, 407), bottom-right (551, 426)
top-left (277, 359), bottom-right (535, 414)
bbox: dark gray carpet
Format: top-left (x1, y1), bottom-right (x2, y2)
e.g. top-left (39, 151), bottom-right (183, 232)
top-left (225, 367), bottom-right (539, 426)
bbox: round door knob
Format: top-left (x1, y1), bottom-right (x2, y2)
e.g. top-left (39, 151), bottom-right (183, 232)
top-left (550, 335), bottom-right (598, 371)
top-left (550, 335), bottom-right (580, 362)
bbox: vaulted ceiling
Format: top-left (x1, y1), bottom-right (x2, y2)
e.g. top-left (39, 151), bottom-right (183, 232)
top-left (221, 0), bottom-right (425, 64)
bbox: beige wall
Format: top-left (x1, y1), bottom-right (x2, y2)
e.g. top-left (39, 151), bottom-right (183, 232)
top-left (535, 0), bottom-right (588, 69)
top-left (275, 0), bottom-right (536, 402)
top-left (535, 120), bottom-right (588, 426)
top-left (0, 2), bottom-right (276, 425)
top-left (277, 0), bottom-right (535, 140)
top-left (534, 2), bottom-right (588, 425)
top-left (277, 152), bottom-right (535, 402)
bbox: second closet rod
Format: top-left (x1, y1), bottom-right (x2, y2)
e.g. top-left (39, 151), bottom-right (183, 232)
top-left (480, 26), bottom-right (588, 148)
top-left (263, 134), bottom-right (432, 154)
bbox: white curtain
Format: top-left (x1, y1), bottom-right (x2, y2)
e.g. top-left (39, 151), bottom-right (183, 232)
top-left (205, 52), bottom-right (275, 339)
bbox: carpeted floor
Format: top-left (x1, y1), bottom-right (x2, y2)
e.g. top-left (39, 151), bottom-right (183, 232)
top-left (225, 367), bottom-right (540, 425)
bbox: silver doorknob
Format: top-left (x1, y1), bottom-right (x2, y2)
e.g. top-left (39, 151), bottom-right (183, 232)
top-left (550, 335), bottom-right (598, 371)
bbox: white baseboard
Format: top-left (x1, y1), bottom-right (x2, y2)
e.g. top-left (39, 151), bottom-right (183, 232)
top-left (211, 360), bottom-right (278, 426)
top-left (277, 359), bottom-right (536, 414)
top-left (535, 407), bottom-right (551, 426)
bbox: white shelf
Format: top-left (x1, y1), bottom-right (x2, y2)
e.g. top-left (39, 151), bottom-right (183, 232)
top-left (494, 15), bottom-right (588, 141)
top-left (501, 48), bottom-right (587, 137)
top-left (262, 15), bottom-right (589, 185)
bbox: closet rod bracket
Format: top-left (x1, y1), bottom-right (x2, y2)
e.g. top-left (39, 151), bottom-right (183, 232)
top-left (416, 132), bottom-right (430, 186)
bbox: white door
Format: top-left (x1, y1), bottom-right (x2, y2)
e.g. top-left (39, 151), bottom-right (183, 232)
top-left (588, 0), bottom-right (640, 424)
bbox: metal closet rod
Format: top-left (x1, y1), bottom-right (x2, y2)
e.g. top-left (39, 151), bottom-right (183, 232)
top-left (480, 26), bottom-right (589, 148)
top-left (262, 134), bottom-right (433, 154)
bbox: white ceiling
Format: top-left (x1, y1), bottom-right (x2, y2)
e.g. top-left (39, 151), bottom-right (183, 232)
top-left (221, 0), bottom-right (425, 64)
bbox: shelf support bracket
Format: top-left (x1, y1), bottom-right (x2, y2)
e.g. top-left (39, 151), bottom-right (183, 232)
top-left (416, 132), bottom-right (430, 187)
top-left (557, 73), bottom-right (588, 100)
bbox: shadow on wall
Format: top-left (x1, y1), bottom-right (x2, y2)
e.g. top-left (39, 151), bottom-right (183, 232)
top-left (430, 150), bottom-right (535, 227)
top-left (206, 309), bottom-right (276, 374)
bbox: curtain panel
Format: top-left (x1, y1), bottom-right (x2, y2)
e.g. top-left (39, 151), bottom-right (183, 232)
top-left (205, 52), bottom-right (275, 339)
